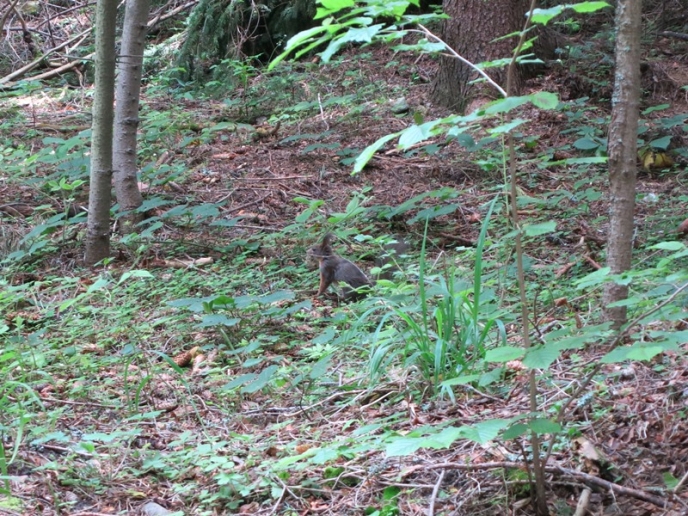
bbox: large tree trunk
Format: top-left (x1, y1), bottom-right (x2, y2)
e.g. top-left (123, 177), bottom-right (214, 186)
top-left (431, 0), bottom-right (531, 112)
top-left (603, 0), bottom-right (642, 328)
top-left (85, 0), bottom-right (117, 265)
top-left (113, 0), bottom-right (151, 234)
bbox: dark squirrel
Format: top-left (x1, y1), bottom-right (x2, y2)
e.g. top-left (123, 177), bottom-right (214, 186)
top-left (307, 234), bottom-right (410, 300)
top-left (307, 233), bottom-right (372, 301)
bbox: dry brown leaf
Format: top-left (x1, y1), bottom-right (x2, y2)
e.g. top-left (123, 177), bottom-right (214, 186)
top-left (164, 257), bottom-right (214, 268)
top-left (573, 437), bottom-right (601, 462)
top-left (173, 346), bottom-right (200, 367)
top-left (678, 218), bottom-right (688, 235)
top-left (295, 444), bottom-right (312, 454)
top-left (191, 353), bottom-right (206, 374)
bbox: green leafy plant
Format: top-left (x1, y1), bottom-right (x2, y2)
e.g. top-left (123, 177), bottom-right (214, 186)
top-left (364, 199), bottom-right (506, 395)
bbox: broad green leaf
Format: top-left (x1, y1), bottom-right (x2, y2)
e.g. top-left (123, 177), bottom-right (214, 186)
top-left (575, 267), bottom-right (611, 289)
top-left (478, 367), bottom-right (504, 387)
top-left (241, 365), bottom-right (279, 393)
top-left (523, 221), bottom-right (556, 236)
top-left (311, 448), bottom-right (339, 464)
top-left (274, 447), bottom-right (318, 469)
top-left (321, 22), bottom-right (380, 62)
top-left (118, 270), bottom-right (154, 284)
top-left (650, 241), bottom-right (685, 251)
top-left (198, 314), bottom-right (241, 327)
top-left (409, 204), bottom-right (458, 224)
top-left (284, 25), bottom-right (328, 52)
top-left (256, 290), bottom-right (295, 304)
top-left (386, 427), bottom-right (468, 456)
top-left (529, 418), bottom-right (561, 435)
top-left (502, 423), bottom-right (529, 440)
top-left (320, 37), bottom-right (349, 63)
top-left (573, 137), bottom-right (601, 150)
top-left (224, 373), bottom-right (256, 390)
top-left (553, 157), bottom-right (607, 165)
top-left (294, 35), bottom-right (334, 61)
top-left (383, 486), bottom-right (401, 500)
top-left (530, 91), bottom-right (559, 109)
top-left (646, 330), bottom-right (688, 348)
top-left (352, 423), bottom-right (384, 436)
top-left (477, 57), bottom-right (512, 69)
top-left (319, 0), bottom-right (355, 10)
top-left (663, 472), bottom-right (680, 490)
top-left (398, 124), bottom-right (428, 148)
top-left (530, 2), bottom-right (608, 26)
top-left (627, 345), bottom-right (665, 361)
top-left (523, 345), bottom-right (561, 369)
top-left (485, 346), bottom-right (524, 363)
top-left (571, 1), bottom-right (610, 13)
top-left (137, 197), bottom-right (173, 211)
top-left (642, 104), bottom-right (670, 114)
top-left (242, 357), bottom-right (265, 368)
top-left (529, 6), bottom-right (564, 25)
top-left (483, 96), bottom-right (530, 114)
top-left (431, 426), bottom-right (469, 447)
top-left (168, 297), bottom-right (211, 312)
top-left (488, 118), bottom-right (526, 135)
top-left (190, 203), bottom-right (220, 218)
top-left (394, 40), bottom-right (445, 53)
top-left (207, 295), bottom-right (237, 308)
top-left (386, 437), bottom-right (424, 457)
top-left (309, 355), bottom-right (332, 380)
top-left (650, 135), bottom-right (672, 150)
top-left (602, 343), bottom-right (665, 364)
top-left (353, 133), bottom-right (399, 174)
top-left (605, 296), bottom-right (643, 308)
top-left (460, 419), bottom-right (511, 444)
top-left (87, 277), bottom-right (111, 293)
top-left (345, 23), bottom-right (381, 43)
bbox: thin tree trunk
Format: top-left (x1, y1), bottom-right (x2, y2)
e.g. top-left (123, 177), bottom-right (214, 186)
top-left (85, 0), bottom-right (118, 265)
top-left (603, 0), bottom-right (642, 328)
top-left (113, 0), bottom-right (151, 233)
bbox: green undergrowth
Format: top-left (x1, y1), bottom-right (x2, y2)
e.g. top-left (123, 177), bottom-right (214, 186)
top-left (2, 23), bottom-right (688, 512)
top-left (2, 202), bottom-right (688, 512)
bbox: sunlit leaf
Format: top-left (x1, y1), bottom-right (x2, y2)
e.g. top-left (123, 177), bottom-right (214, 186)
top-left (529, 418), bottom-right (561, 435)
top-left (530, 91), bottom-right (559, 109)
top-left (571, 1), bottom-right (610, 13)
top-left (523, 221), bottom-right (556, 236)
top-left (353, 132), bottom-right (399, 174)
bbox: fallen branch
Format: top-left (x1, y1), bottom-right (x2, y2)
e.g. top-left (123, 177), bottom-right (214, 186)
top-left (427, 469), bottom-right (445, 516)
top-left (148, 0), bottom-right (197, 29)
top-left (660, 31), bottom-right (688, 41)
top-left (403, 461), bottom-right (668, 508)
top-left (2, 53), bottom-right (93, 87)
top-left (0, 27), bottom-right (90, 85)
top-left (573, 488), bottom-right (591, 516)
top-left (555, 466), bottom-right (666, 508)
top-left (1, 1), bottom-right (197, 86)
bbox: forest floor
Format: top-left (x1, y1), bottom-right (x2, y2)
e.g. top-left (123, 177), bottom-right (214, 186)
top-left (2, 30), bottom-right (688, 516)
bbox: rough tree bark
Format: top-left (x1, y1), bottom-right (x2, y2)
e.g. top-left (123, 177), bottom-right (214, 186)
top-left (603, 0), bottom-right (642, 328)
top-left (113, 0), bottom-right (151, 233)
top-left (84, 0), bottom-right (117, 265)
top-left (431, 0), bottom-right (531, 111)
